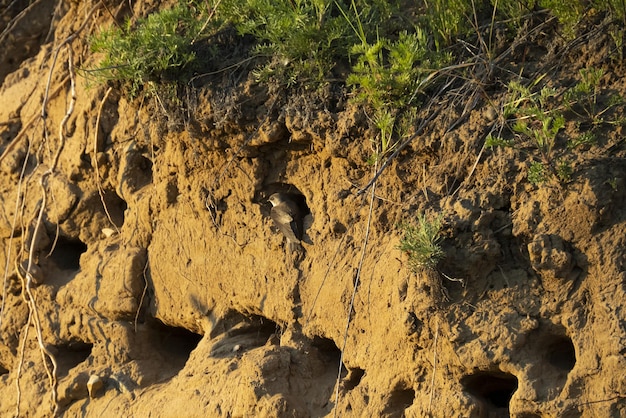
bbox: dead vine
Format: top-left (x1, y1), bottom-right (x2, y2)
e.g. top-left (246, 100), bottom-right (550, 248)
top-left (7, 3), bottom-right (102, 415)
top-left (333, 162), bottom-right (378, 416)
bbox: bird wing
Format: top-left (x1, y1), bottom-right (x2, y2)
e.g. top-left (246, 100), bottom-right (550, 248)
top-left (271, 203), bottom-right (301, 244)
top-left (271, 207), bottom-right (294, 225)
top-left (282, 200), bottom-right (303, 241)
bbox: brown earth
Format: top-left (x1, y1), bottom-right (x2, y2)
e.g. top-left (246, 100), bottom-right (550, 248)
top-left (0, 1), bottom-right (625, 417)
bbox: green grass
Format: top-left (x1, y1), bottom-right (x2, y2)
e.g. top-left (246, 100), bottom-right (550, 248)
top-left (214, 0), bottom-right (405, 85)
top-left (488, 68), bottom-right (625, 186)
top-left (563, 67), bottom-right (625, 126)
top-left (86, 0), bottom-right (626, 183)
top-left (89, 2), bottom-right (209, 96)
top-left (87, 0), bottom-right (626, 95)
top-left (343, 7), bottom-right (451, 160)
top-left (398, 214), bottom-right (445, 272)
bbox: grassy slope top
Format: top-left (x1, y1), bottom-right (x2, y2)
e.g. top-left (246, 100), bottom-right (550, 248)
top-left (89, 0), bottom-right (625, 186)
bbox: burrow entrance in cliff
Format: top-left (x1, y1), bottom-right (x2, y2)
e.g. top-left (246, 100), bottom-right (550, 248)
top-left (260, 183), bottom-right (311, 242)
top-left (462, 371), bottom-right (518, 415)
top-left (45, 236), bottom-right (88, 287)
top-left (539, 330), bottom-right (576, 399)
top-left (382, 380), bottom-right (416, 417)
top-left (49, 237), bottom-right (87, 271)
top-left (148, 320), bottom-right (203, 373)
top-left (546, 334), bottom-right (576, 372)
top-left (54, 340), bottom-right (93, 379)
top-left (209, 312), bottom-right (279, 358)
top-left (343, 367), bottom-right (365, 391)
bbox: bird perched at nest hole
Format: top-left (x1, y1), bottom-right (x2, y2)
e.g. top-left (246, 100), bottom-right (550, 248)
top-left (268, 193), bottom-right (303, 252)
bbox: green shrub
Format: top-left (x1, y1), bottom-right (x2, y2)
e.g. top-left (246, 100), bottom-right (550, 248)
top-left (398, 214), bottom-right (445, 272)
top-left (527, 161), bottom-right (547, 185)
top-left (540, 0), bottom-right (585, 38)
top-left (491, 79), bottom-right (567, 182)
top-left (422, 0), bottom-right (473, 48)
top-left (556, 160), bottom-right (573, 182)
top-left (89, 3), bottom-right (208, 96)
top-left (348, 29), bottom-right (450, 109)
top-left (346, 26), bottom-right (451, 160)
top-left (488, 67), bottom-right (625, 186)
top-left (216, 0), bottom-right (365, 83)
top-left (219, 0), bottom-right (329, 81)
top-left (563, 67), bottom-right (625, 126)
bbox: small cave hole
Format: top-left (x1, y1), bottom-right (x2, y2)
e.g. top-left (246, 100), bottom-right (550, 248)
top-left (209, 313), bottom-right (278, 358)
top-left (462, 371), bottom-right (518, 410)
top-left (547, 335), bottom-right (576, 372)
top-left (54, 341), bottom-right (93, 379)
top-left (262, 185), bottom-right (312, 245)
top-left (0, 364), bottom-right (8, 376)
top-left (343, 368), bottom-right (365, 391)
top-left (49, 237), bottom-right (87, 271)
top-left (225, 314), bottom-right (277, 340)
top-left (310, 335), bottom-right (349, 411)
top-left (149, 320), bottom-right (202, 368)
top-left (312, 336), bottom-right (341, 365)
top-left (382, 382), bottom-right (415, 416)
top-left (101, 190), bottom-right (128, 228)
top-left (263, 185), bottom-right (311, 218)
top-left (132, 154), bottom-right (154, 190)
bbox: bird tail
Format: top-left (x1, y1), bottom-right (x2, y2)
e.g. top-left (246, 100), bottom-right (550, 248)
top-left (288, 240), bottom-right (303, 253)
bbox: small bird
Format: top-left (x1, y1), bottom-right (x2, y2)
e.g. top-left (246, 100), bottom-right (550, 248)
top-left (268, 193), bottom-right (303, 251)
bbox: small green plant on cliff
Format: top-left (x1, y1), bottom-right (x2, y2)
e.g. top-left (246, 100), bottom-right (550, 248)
top-left (563, 67), bottom-right (625, 126)
top-left (492, 0), bottom-right (625, 40)
top-left (566, 67), bottom-right (626, 146)
top-left (216, 0), bottom-right (340, 84)
top-left (488, 68), bottom-right (626, 185)
top-left (215, 0), bottom-right (403, 85)
top-left (342, 5), bottom-right (451, 161)
top-left (419, 0), bottom-right (473, 48)
top-left (398, 213), bottom-right (445, 273)
top-left (489, 78), bottom-right (567, 185)
top-left (347, 29), bottom-right (451, 109)
top-left (89, 2), bottom-right (208, 96)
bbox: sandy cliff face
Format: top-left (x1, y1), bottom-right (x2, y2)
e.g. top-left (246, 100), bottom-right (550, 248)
top-left (0, 1), bottom-right (625, 417)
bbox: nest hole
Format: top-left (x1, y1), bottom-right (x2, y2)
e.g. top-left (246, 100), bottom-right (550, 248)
top-left (262, 184), bottom-right (311, 217)
top-left (546, 335), bottom-right (576, 372)
top-left (462, 371), bottom-right (518, 412)
top-left (209, 312), bottom-right (278, 358)
top-left (382, 381), bottom-right (415, 416)
top-left (54, 341), bottom-right (93, 379)
top-left (343, 367), bottom-right (365, 391)
top-left (149, 320), bottom-right (202, 369)
top-left (49, 237), bottom-right (87, 271)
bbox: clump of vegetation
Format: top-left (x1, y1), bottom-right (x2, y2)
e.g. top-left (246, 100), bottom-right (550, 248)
top-left (419, 0), bottom-right (473, 48)
top-left (89, 2), bottom-right (209, 96)
top-left (487, 68), bottom-right (624, 185)
top-left (215, 0), bottom-right (413, 85)
top-left (215, 0), bottom-right (350, 84)
top-left (347, 29), bottom-right (447, 109)
top-left (86, 0), bottom-right (626, 175)
top-left (340, 0), bottom-right (451, 161)
top-left (495, 0), bottom-right (625, 39)
top-left (398, 214), bottom-right (445, 272)
top-left (87, 0), bottom-right (626, 96)
top-left (487, 78), bottom-right (567, 185)
top-left (563, 67), bottom-right (625, 126)
top-left (510, 82), bottom-right (565, 160)
top-left (347, 29), bottom-right (450, 160)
